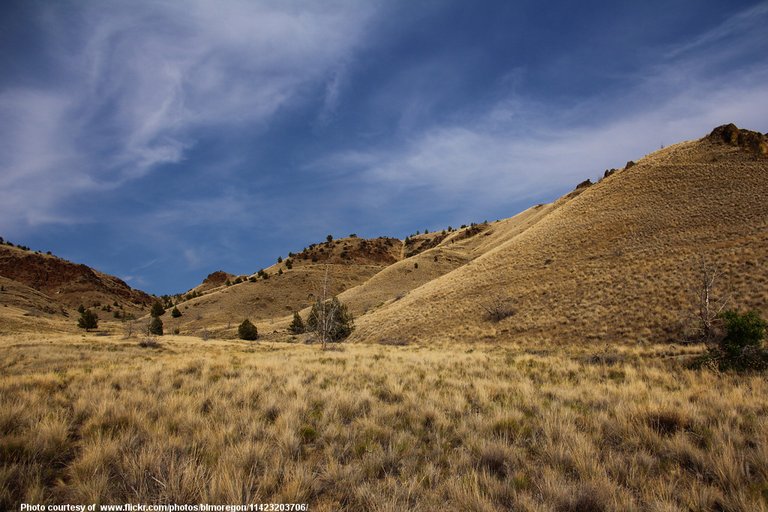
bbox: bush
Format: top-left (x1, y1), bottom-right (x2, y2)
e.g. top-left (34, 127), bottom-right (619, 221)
top-left (307, 297), bottom-right (354, 343)
top-left (719, 310), bottom-right (766, 355)
top-left (149, 317), bottom-right (164, 336)
top-left (150, 301), bottom-right (165, 317)
top-left (703, 310), bottom-right (768, 371)
top-left (238, 319), bottom-right (258, 340)
top-left (289, 312), bottom-right (305, 334)
top-left (77, 309), bottom-right (98, 331)
top-left (171, 306), bottom-right (182, 318)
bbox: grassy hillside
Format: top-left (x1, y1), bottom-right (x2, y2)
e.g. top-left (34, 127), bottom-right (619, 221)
top-left (352, 131), bottom-right (768, 345)
top-left (337, 204), bottom-right (560, 319)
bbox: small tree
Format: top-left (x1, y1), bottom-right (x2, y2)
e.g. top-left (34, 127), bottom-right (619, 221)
top-left (307, 297), bottom-right (354, 347)
top-left (326, 234), bottom-right (333, 243)
top-left (289, 311), bottom-right (305, 334)
top-left (171, 306), bottom-right (182, 318)
top-left (238, 319), bottom-right (258, 340)
top-left (77, 309), bottom-right (98, 331)
top-left (150, 301), bottom-right (165, 317)
top-left (149, 316), bottom-right (164, 336)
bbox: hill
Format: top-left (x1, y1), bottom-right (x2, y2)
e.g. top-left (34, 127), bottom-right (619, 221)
top-left (0, 244), bottom-right (152, 329)
top-left (350, 124), bottom-right (768, 345)
top-left (163, 236), bottom-right (404, 337)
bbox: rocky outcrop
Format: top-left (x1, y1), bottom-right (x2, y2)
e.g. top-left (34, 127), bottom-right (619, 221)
top-left (709, 123), bottom-right (767, 157)
top-left (202, 270), bottom-right (235, 288)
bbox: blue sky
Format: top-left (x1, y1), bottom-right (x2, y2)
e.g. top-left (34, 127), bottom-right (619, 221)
top-left (1, 0), bottom-right (767, 295)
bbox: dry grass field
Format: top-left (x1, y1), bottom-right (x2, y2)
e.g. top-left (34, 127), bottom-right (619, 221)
top-left (2, 333), bottom-right (767, 511)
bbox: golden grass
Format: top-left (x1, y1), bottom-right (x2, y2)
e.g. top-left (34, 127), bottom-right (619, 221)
top-left (2, 333), bottom-right (767, 511)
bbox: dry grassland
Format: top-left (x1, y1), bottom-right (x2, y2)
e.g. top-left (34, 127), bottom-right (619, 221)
top-left (2, 334), bottom-right (767, 511)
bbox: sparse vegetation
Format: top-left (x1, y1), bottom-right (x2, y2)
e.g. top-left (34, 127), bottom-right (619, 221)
top-left (238, 319), bottom-right (258, 340)
top-left (171, 306), bottom-right (182, 318)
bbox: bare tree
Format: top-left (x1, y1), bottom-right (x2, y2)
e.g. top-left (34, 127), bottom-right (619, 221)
top-left (692, 255), bottom-right (729, 343)
top-left (313, 265), bottom-right (337, 350)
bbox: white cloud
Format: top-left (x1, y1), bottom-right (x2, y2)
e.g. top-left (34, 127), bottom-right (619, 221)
top-left (316, 3), bottom-right (768, 220)
top-left (0, 0), bottom-right (378, 233)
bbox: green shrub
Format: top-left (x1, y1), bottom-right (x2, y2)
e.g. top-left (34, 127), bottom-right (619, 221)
top-left (149, 317), bottom-right (164, 336)
top-left (150, 301), bottom-right (165, 317)
top-left (708, 310), bottom-right (768, 371)
top-left (719, 310), bottom-right (766, 354)
top-left (238, 319), bottom-right (258, 341)
top-left (289, 312), bottom-right (305, 334)
top-left (77, 309), bottom-right (98, 331)
top-left (171, 306), bottom-right (182, 318)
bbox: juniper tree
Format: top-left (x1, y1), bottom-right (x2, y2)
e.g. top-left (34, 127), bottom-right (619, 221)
top-left (77, 309), bottom-right (98, 331)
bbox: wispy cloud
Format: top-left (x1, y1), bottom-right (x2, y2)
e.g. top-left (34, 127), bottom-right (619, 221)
top-left (316, 2), bottom-right (768, 222)
top-left (0, 0), bottom-right (378, 233)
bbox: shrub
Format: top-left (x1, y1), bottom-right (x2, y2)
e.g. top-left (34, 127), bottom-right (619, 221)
top-left (277, 256), bottom-right (283, 263)
top-left (139, 337), bottom-right (161, 349)
top-left (171, 306), bottom-right (182, 318)
top-left (238, 319), bottom-right (258, 340)
top-left (326, 234), bottom-right (333, 243)
top-left (77, 309), bottom-right (98, 331)
top-left (481, 296), bottom-right (516, 322)
top-left (707, 310), bottom-right (768, 371)
top-left (289, 312), bottom-right (305, 334)
top-left (149, 317), bottom-right (163, 336)
top-left (150, 301), bottom-right (165, 317)
top-left (719, 310), bottom-right (766, 355)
